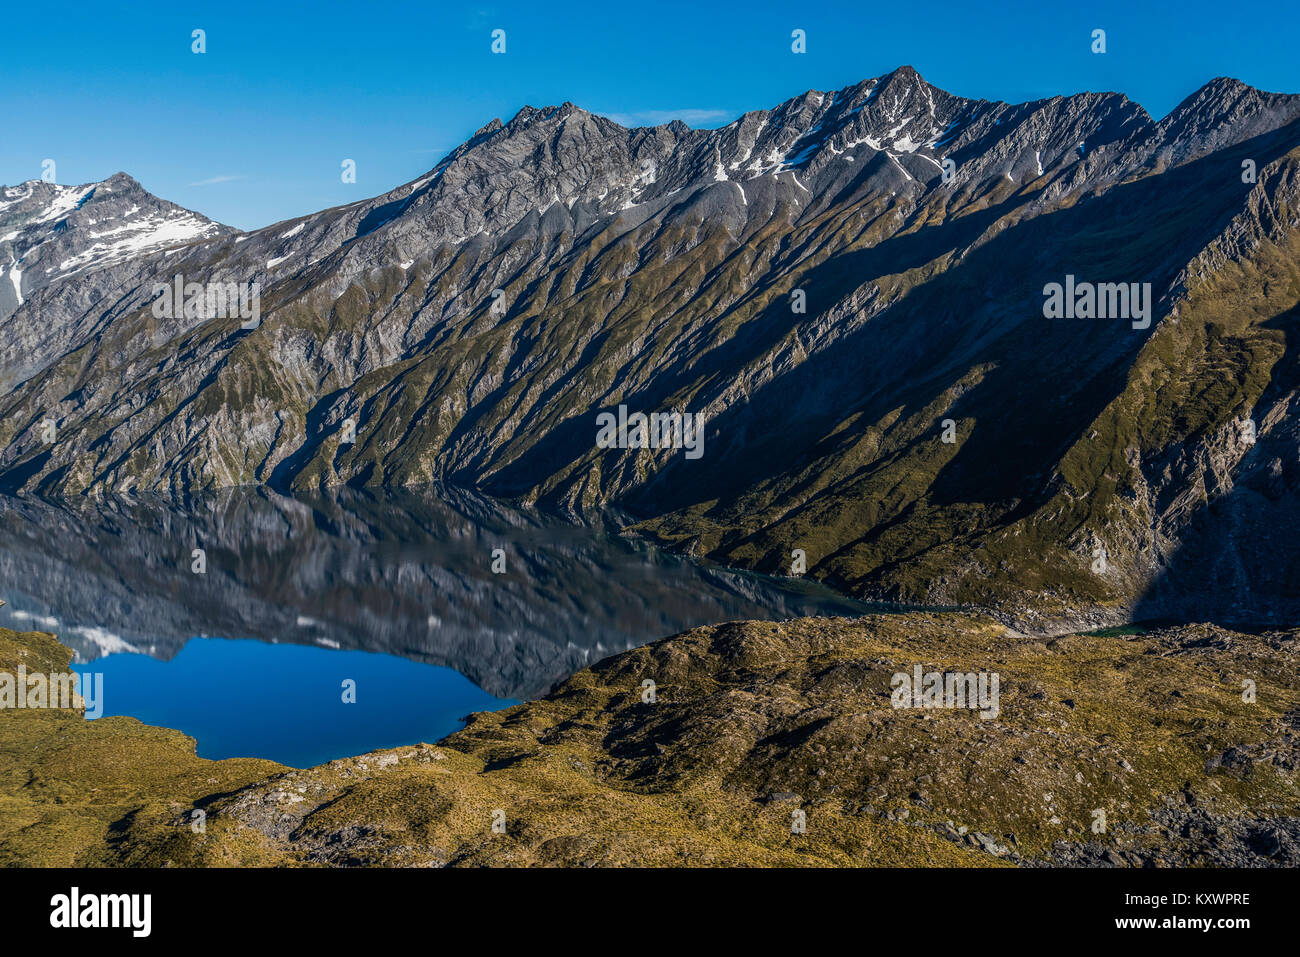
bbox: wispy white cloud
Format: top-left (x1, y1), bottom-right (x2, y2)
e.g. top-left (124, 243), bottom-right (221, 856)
top-left (598, 108), bottom-right (734, 129)
top-left (188, 174), bottom-right (244, 187)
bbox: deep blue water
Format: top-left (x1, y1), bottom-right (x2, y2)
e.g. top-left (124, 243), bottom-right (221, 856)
top-left (72, 638), bottom-right (515, 768)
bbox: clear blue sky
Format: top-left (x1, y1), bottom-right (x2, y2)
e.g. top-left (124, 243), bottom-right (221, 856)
top-left (4, 0), bottom-right (1296, 231)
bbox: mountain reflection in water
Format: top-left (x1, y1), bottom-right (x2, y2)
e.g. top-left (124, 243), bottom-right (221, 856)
top-left (0, 486), bottom-right (885, 699)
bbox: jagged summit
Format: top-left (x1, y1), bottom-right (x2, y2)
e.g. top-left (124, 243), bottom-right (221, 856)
top-left (390, 66), bottom-right (1292, 240)
top-left (1149, 74), bottom-right (1300, 164)
top-left (0, 172), bottom-right (230, 330)
top-left (4, 68), bottom-right (1296, 357)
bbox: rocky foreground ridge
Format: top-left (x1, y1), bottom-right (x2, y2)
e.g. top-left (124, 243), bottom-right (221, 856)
top-left (2, 613), bottom-right (1296, 867)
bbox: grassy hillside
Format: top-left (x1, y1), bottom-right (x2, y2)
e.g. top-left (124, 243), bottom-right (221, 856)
top-left (3, 615), bottom-right (1296, 867)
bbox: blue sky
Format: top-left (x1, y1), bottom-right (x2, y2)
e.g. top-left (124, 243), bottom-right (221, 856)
top-left (4, 0), bottom-right (1297, 230)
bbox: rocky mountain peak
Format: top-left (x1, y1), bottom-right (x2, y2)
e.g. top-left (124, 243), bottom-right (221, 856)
top-left (1149, 75), bottom-right (1300, 166)
top-left (0, 173), bottom-right (230, 323)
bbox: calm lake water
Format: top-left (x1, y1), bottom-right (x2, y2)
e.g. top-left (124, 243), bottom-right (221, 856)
top-left (72, 639), bottom-right (515, 768)
top-left (1, 486), bottom-right (883, 767)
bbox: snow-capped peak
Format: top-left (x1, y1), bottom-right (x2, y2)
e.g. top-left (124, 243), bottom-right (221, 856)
top-left (0, 172), bottom-right (231, 320)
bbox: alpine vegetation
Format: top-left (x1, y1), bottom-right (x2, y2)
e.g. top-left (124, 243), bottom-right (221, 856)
top-left (595, 405), bottom-right (705, 459)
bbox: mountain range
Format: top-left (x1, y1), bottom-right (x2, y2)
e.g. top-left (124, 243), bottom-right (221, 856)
top-left (2, 66), bottom-right (1299, 630)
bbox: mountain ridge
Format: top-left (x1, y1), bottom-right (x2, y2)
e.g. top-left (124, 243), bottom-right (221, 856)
top-left (2, 67), bottom-right (1299, 630)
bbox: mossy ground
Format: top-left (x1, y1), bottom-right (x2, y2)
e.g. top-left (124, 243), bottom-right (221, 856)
top-left (0, 627), bottom-right (284, 866)
top-left (3, 613), bottom-right (1295, 867)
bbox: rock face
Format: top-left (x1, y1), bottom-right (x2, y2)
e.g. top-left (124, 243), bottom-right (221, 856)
top-left (0, 173), bottom-right (230, 389)
top-left (4, 615), bottom-right (1297, 867)
top-left (2, 67), bottom-right (1300, 627)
